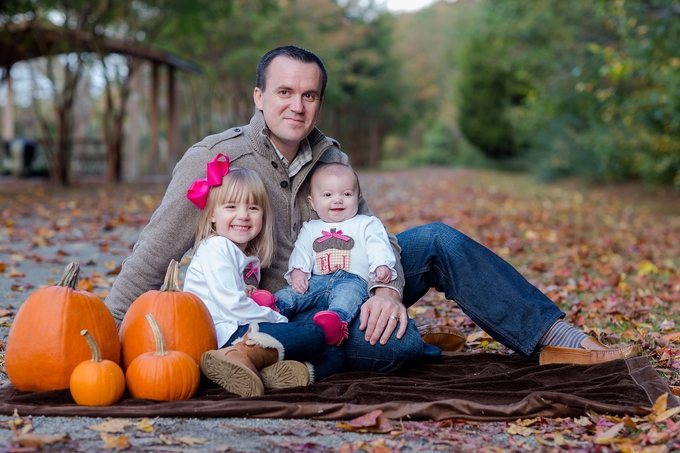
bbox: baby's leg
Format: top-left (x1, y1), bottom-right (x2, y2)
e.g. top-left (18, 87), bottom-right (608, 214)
top-left (326, 271), bottom-right (369, 324)
top-left (274, 275), bottom-right (331, 317)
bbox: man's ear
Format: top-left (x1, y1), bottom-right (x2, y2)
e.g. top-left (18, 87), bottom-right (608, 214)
top-left (307, 196), bottom-right (315, 210)
top-left (253, 87), bottom-right (263, 111)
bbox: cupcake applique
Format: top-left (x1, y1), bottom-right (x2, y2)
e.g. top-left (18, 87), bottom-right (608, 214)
top-left (243, 262), bottom-right (259, 288)
top-left (312, 228), bottom-right (355, 275)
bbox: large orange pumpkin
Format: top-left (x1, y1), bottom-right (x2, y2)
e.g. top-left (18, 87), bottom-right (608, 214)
top-left (5, 262), bottom-right (121, 392)
top-left (119, 259), bottom-right (217, 370)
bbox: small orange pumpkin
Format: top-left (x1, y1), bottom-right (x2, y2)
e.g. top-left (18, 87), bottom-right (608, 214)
top-left (119, 259), bottom-right (216, 369)
top-left (126, 314), bottom-right (200, 401)
top-left (5, 262), bottom-right (121, 392)
top-left (70, 330), bottom-right (126, 406)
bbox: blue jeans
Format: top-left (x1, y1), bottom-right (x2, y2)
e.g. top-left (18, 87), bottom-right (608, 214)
top-left (225, 323), bottom-right (345, 382)
top-left (274, 270), bottom-right (368, 323)
top-left (397, 223), bottom-right (564, 357)
top-left (296, 223), bottom-right (565, 373)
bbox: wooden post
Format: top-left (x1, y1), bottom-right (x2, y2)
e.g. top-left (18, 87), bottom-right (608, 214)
top-left (2, 66), bottom-right (14, 142)
top-left (124, 58), bottom-right (141, 181)
top-left (149, 61), bottom-right (159, 175)
top-left (167, 66), bottom-right (181, 174)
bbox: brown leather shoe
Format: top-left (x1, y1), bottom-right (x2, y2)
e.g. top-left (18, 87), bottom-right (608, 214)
top-left (418, 324), bottom-right (466, 352)
top-left (539, 337), bottom-right (642, 365)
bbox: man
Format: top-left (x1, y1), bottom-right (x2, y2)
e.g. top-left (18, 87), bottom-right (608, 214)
top-left (106, 46), bottom-right (639, 373)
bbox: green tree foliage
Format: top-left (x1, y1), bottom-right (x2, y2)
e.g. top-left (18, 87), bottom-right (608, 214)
top-left (388, 0), bottom-right (480, 167)
top-left (456, 0), bottom-right (680, 187)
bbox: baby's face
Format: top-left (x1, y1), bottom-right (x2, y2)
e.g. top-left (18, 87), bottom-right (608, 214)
top-left (308, 171), bottom-right (360, 223)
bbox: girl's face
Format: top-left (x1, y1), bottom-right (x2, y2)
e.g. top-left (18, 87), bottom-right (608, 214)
top-left (210, 199), bottom-right (263, 252)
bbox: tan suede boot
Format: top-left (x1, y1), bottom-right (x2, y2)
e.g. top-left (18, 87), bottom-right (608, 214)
top-left (200, 324), bottom-right (283, 397)
top-left (260, 361), bottom-right (312, 389)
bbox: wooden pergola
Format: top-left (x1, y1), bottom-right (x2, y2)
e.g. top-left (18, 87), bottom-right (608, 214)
top-left (0, 22), bottom-right (201, 178)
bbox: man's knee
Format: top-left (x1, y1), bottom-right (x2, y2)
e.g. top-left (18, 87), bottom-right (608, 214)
top-left (342, 320), bottom-right (425, 373)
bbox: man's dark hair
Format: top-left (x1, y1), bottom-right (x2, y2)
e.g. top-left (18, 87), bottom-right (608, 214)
top-left (256, 46), bottom-right (328, 99)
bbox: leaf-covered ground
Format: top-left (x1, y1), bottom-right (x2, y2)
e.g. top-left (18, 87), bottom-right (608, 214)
top-left (1, 168), bottom-right (679, 452)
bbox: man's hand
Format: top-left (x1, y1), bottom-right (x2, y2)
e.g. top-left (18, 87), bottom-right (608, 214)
top-left (290, 269), bottom-right (309, 294)
top-left (359, 287), bottom-right (408, 345)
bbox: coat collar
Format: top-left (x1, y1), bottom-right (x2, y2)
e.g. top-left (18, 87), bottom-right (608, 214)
top-left (247, 109), bottom-right (333, 160)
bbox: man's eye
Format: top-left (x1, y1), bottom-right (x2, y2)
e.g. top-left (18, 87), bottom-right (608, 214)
top-left (304, 93), bottom-right (317, 100)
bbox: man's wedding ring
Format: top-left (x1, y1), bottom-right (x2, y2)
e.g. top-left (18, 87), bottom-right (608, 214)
top-left (389, 315), bottom-right (398, 321)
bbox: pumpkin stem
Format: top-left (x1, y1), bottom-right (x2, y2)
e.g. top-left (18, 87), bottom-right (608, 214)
top-left (59, 262), bottom-right (81, 290)
top-left (80, 329), bottom-right (102, 363)
top-left (159, 260), bottom-right (181, 292)
top-left (145, 314), bottom-right (168, 357)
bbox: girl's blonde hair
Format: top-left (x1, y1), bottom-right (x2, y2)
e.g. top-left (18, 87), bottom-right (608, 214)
top-left (193, 167), bottom-right (274, 267)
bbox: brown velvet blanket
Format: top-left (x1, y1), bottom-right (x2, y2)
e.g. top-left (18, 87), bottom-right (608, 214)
top-left (1, 354), bottom-right (676, 421)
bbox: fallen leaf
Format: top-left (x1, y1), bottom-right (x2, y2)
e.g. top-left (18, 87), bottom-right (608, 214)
top-left (594, 421), bottom-right (625, 444)
top-left (349, 410), bottom-right (383, 428)
top-left (176, 436), bottom-right (209, 446)
top-left (9, 267), bottom-right (25, 278)
top-left (88, 419), bottom-right (134, 433)
top-left (101, 432), bottom-right (130, 450)
top-left (507, 423), bottom-right (535, 436)
top-left (13, 433), bottom-right (70, 448)
top-left (135, 418), bottom-right (156, 432)
top-left (336, 410), bottom-right (393, 433)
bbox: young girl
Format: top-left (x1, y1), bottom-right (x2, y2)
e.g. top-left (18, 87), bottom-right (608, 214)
top-left (182, 154), bottom-right (345, 398)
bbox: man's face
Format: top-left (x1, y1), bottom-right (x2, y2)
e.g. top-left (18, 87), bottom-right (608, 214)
top-left (253, 56), bottom-right (323, 159)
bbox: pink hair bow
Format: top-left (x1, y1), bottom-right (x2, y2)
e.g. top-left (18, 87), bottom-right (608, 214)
top-left (186, 154), bottom-right (230, 209)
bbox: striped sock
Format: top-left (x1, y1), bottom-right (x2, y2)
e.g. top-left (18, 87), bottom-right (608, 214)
top-left (539, 319), bottom-right (588, 349)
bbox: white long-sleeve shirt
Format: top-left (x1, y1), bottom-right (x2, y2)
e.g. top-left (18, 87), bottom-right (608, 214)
top-left (183, 235), bottom-right (287, 347)
top-left (284, 215), bottom-right (397, 284)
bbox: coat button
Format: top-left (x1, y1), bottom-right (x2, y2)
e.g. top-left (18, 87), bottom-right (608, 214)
top-left (271, 161), bottom-right (278, 168)
top-left (280, 181), bottom-right (288, 188)
top-left (234, 128), bottom-right (240, 132)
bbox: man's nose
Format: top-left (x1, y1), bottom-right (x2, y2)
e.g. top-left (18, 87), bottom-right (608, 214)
top-left (289, 96), bottom-right (304, 113)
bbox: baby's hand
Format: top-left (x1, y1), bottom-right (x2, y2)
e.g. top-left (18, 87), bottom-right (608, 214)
top-left (374, 265), bottom-right (392, 283)
top-left (245, 285), bottom-right (257, 297)
top-left (290, 269), bottom-right (309, 294)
